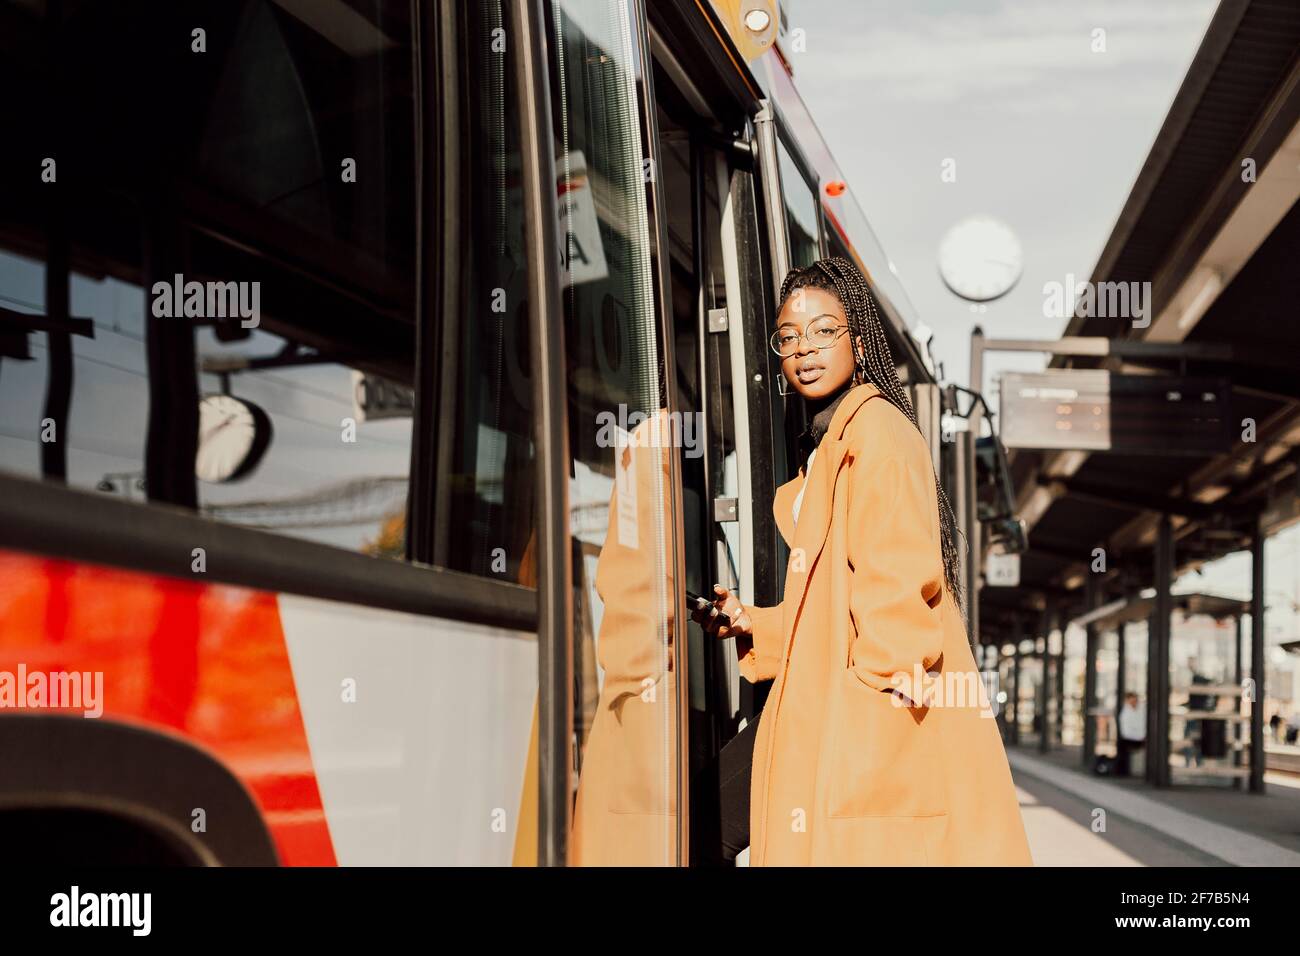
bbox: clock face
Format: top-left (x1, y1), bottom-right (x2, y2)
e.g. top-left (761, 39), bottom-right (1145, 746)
top-left (938, 216), bottom-right (1023, 302)
top-left (196, 394), bottom-right (272, 483)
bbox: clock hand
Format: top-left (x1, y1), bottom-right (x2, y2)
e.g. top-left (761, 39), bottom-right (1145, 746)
top-left (200, 414), bottom-right (239, 446)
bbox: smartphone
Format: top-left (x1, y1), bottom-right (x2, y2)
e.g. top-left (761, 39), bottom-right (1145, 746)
top-left (684, 589), bottom-right (714, 615)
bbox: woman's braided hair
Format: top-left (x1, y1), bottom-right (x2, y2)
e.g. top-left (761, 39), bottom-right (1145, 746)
top-left (779, 256), bottom-right (964, 613)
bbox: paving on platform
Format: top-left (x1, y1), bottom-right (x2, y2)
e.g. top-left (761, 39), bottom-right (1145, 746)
top-left (1006, 743), bottom-right (1300, 866)
top-left (1011, 774), bottom-right (1223, 866)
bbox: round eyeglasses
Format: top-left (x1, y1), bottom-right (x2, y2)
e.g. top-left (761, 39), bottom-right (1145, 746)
top-left (769, 321), bottom-right (850, 358)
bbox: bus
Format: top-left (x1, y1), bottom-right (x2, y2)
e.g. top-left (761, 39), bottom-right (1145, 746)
top-left (0, 0), bottom-right (956, 866)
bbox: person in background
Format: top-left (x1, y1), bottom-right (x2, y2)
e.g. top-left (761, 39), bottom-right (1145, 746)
top-left (1117, 691), bottom-right (1145, 777)
top-left (1184, 659), bottom-right (1218, 767)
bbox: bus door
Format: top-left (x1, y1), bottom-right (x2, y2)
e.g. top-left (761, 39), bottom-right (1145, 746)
top-left (642, 6), bottom-right (801, 863)
top-left (533, 0), bottom-right (822, 866)
top-left (647, 60), bottom-right (750, 865)
top-left (538, 0), bottom-right (687, 867)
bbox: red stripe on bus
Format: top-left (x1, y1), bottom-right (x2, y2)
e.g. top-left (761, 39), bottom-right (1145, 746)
top-left (0, 550), bottom-right (337, 866)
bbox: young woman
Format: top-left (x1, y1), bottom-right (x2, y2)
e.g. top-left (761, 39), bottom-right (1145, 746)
top-left (700, 256), bottom-right (1032, 866)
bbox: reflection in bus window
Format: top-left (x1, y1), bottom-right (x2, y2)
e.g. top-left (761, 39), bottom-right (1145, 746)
top-left (433, 1), bottom-right (536, 584)
top-left (195, 327), bottom-right (414, 557)
top-left (777, 138), bottom-right (821, 268)
top-left (0, 1), bottom-right (418, 559)
top-left (0, 259), bottom-right (147, 496)
top-left (547, 0), bottom-right (679, 866)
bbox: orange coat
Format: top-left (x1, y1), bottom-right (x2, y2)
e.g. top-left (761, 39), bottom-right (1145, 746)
top-left (571, 412), bottom-right (678, 865)
top-left (738, 383), bottom-right (1032, 866)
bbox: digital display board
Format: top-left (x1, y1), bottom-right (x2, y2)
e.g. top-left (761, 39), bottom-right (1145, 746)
top-left (999, 370), bottom-right (1232, 455)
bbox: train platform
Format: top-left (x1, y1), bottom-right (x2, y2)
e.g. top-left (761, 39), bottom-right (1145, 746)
top-left (1007, 743), bottom-right (1300, 866)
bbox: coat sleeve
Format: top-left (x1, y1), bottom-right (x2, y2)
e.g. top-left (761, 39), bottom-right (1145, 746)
top-left (736, 602), bottom-right (784, 683)
top-left (846, 451), bottom-right (946, 707)
top-left (591, 419), bottom-right (675, 704)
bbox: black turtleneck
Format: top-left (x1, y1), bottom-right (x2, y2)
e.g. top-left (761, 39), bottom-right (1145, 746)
top-left (797, 384), bottom-right (852, 460)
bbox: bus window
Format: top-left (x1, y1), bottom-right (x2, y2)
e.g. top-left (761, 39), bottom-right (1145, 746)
top-left (776, 137), bottom-right (821, 268)
top-left (545, 0), bottom-right (681, 866)
top-left (0, 1), bottom-right (418, 559)
top-left (429, 2), bottom-right (536, 584)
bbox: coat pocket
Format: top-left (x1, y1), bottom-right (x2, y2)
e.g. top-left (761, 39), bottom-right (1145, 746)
top-left (827, 668), bottom-right (949, 819)
top-left (607, 675), bottom-right (677, 816)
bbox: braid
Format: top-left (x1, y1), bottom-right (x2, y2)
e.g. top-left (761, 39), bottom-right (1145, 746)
top-left (780, 257), bottom-right (965, 615)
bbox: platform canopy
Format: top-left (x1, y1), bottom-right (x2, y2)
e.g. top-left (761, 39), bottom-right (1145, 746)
top-left (980, 0), bottom-right (1300, 644)
top-left (1070, 591), bottom-right (1250, 632)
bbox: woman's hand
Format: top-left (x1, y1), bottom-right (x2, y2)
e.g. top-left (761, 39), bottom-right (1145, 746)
top-left (692, 584), bottom-right (753, 640)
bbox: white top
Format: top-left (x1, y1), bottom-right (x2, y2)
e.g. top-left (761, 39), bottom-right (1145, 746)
top-left (1119, 703), bottom-right (1146, 741)
top-left (791, 447), bottom-right (817, 527)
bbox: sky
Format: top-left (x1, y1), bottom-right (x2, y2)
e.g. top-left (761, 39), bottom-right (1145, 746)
top-left (781, 0), bottom-right (1299, 664)
top-left (783, 0), bottom-right (1219, 385)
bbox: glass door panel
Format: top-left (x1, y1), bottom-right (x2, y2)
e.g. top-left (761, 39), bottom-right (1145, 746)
top-left (546, 0), bottom-right (680, 866)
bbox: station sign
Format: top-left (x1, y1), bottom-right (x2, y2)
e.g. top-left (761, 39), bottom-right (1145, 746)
top-left (985, 550), bottom-right (1021, 587)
